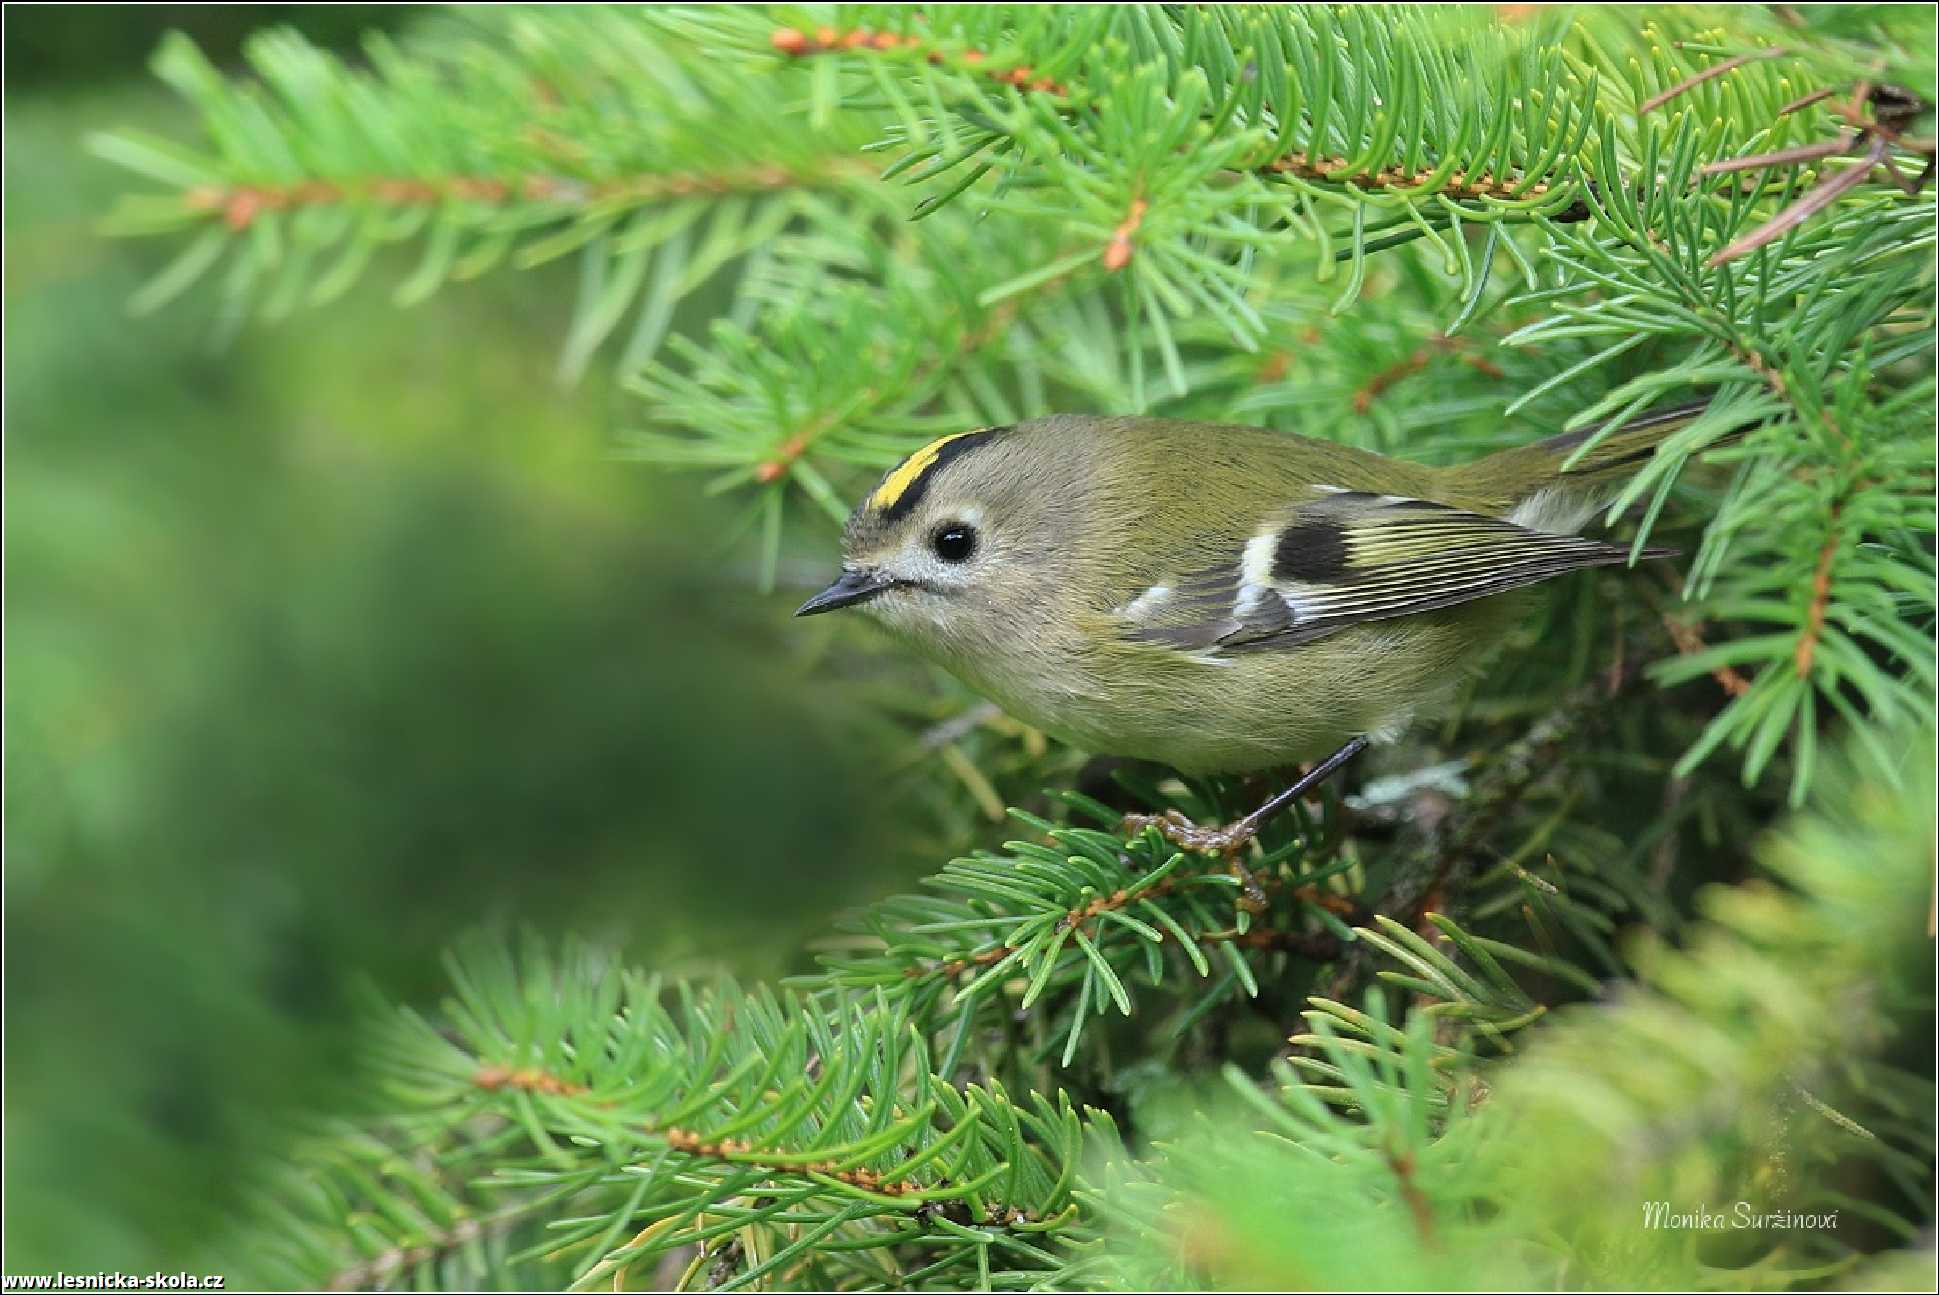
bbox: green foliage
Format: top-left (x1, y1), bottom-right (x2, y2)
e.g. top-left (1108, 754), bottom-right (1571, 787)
top-left (265, 941), bottom-right (1093, 1291)
top-left (3, 67), bottom-right (907, 1278)
top-left (94, 2), bottom-right (1935, 802)
top-left (230, 716), bottom-right (1931, 1290)
top-left (1074, 721), bottom-right (1935, 1290)
top-left (79, 4), bottom-right (1939, 1290)
top-left (809, 797), bottom-right (1345, 1072)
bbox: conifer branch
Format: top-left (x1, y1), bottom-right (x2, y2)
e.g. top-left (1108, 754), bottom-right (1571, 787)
top-left (1639, 46), bottom-right (1791, 116)
top-left (770, 23), bottom-right (1070, 97)
top-left (1795, 523), bottom-right (1841, 679)
top-left (181, 159), bottom-right (876, 232)
top-left (90, 9), bottom-right (1936, 1284)
top-left (1662, 614), bottom-right (1755, 698)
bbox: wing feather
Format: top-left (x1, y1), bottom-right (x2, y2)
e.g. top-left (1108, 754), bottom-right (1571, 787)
top-left (1120, 490), bottom-right (1672, 655)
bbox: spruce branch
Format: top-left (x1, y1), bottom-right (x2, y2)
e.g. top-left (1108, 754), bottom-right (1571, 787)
top-left (73, 6), bottom-right (1939, 1290)
top-left (805, 798), bottom-right (1356, 1072)
top-left (1661, 611), bottom-right (1755, 699)
top-left (1072, 719), bottom-right (1935, 1291)
top-left (249, 937), bottom-right (1106, 1290)
top-left (177, 157), bottom-right (878, 234)
top-left (769, 22), bottom-right (1070, 98)
top-left (221, 711), bottom-right (1928, 1289)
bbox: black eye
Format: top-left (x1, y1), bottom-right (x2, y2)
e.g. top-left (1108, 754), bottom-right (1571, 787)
top-left (931, 523), bottom-right (977, 563)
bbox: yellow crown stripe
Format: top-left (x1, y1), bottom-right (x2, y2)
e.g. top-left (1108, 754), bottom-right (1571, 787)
top-left (869, 429), bottom-right (985, 512)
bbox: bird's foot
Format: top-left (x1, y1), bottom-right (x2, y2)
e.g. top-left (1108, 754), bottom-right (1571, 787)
top-left (1119, 807), bottom-right (1259, 856)
top-left (1117, 809), bottom-right (1271, 912)
top-left (1117, 736), bottom-right (1375, 916)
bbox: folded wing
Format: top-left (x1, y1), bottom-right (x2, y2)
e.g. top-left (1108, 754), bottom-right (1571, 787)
top-left (1119, 488), bottom-right (1673, 654)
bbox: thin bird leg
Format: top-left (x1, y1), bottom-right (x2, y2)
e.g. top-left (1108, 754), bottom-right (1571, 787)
top-left (1120, 735), bottom-right (1371, 864)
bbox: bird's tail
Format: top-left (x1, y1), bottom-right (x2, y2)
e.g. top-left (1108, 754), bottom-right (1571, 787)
top-left (1464, 400), bottom-right (1724, 532)
top-left (1526, 400), bottom-right (1716, 483)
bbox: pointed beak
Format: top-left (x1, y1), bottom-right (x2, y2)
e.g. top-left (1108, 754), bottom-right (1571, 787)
top-left (794, 568), bottom-right (896, 617)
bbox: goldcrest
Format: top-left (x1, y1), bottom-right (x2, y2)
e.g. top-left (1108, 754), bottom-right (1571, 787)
top-left (798, 407), bottom-right (1701, 780)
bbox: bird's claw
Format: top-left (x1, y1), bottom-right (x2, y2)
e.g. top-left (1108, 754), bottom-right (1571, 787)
top-left (1118, 809), bottom-right (1270, 912)
top-left (1119, 807), bottom-right (1257, 855)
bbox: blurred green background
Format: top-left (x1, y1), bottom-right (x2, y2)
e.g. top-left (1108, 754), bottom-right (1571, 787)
top-left (3, 7), bottom-right (914, 1275)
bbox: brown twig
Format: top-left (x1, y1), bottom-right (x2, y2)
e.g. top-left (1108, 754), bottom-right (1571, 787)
top-left (1259, 152), bottom-right (1555, 201)
top-left (917, 944), bottom-right (1015, 981)
top-left (472, 1064), bottom-right (587, 1097)
top-left (771, 25), bottom-right (1065, 95)
top-left (1828, 79), bottom-right (1879, 134)
top-left (1640, 47), bottom-right (1790, 116)
top-left (185, 160), bottom-right (873, 232)
top-left (661, 1128), bottom-right (935, 1198)
top-left (1351, 334), bottom-right (1505, 413)
top-left (1661, 616), bottom-right (1754, 698)
top-left (1706, 78), bottom-right (1935, 268)
top-left (468, 1061), bottom-right (947, 1202)
top-left (1102, 197), bottom-right (1148, 270)
top-left (1877, 152), bottom-right (1938, 198)
top-left (1777, 86), bottom-right (1836, 117)
top-left (1698, 132), bottom-right (1857, 176)
top-left (1794, 529), bottom-right (1840, 679)
top-left (1707, 133), bottom-right (1891, 266)
top-left (1729, 341), bottom-right (1828, 445)
top-left (1387, 1148), bottom-right (1438, 1242)
top-left (754, 433), bottom-right (813, 484)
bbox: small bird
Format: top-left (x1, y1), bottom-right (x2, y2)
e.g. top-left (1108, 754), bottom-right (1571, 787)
top-left (798, 406), bottom-right (1706, 850)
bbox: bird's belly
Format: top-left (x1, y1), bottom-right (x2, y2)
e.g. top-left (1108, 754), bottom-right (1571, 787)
top-left (1047, 666), bottom-right (1391, 773)
top-left (957, 607), bottom-right (1510, 774)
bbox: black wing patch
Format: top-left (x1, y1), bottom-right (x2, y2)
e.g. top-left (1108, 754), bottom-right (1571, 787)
top-left (1121, 490), bottom-right (1673, 654)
